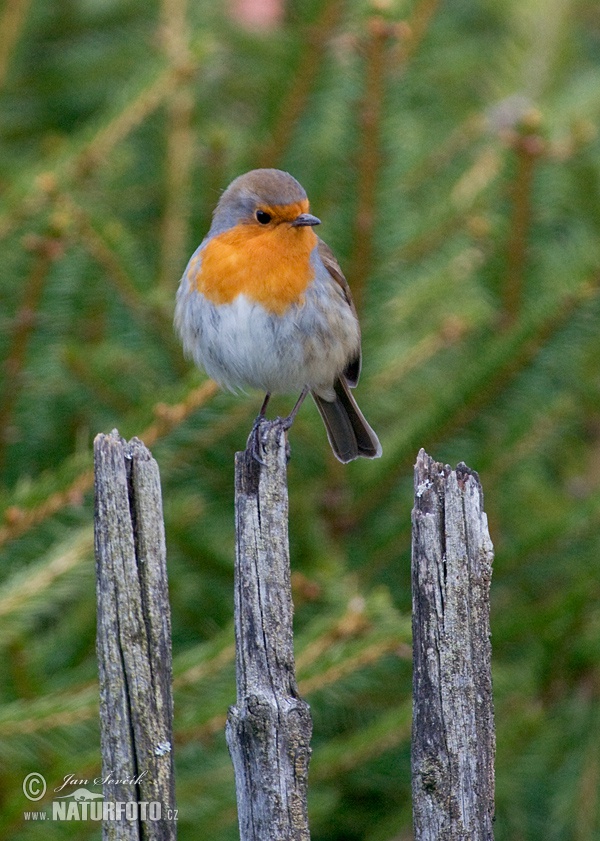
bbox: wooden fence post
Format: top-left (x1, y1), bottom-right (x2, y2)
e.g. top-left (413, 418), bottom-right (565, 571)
top-left (94, 430), bottom-right (176, 841)
top-left (411, 448), bottom-right (495, 840)
top-left (226, 420), bottom-right (312, 841)
top-left (94, 430), bottom-right (494, 841)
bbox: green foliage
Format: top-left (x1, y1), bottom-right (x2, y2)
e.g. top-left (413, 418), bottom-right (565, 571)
top-left (1, 0), bottom-right (600, 838)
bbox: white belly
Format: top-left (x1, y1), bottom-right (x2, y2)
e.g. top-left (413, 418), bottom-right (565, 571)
top-left (175, 279), bottom-right (359, 399)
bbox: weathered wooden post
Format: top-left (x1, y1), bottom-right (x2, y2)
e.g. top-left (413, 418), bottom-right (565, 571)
top-left (411, 448), bottom-right (495, 840)
top-left (94, 431), bottom-right (176, 841)
top-left (226, 420), bottom-right (312, 841)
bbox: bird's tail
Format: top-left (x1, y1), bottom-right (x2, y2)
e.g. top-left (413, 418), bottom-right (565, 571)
top-left (312, 378), bottom-right (382, 464)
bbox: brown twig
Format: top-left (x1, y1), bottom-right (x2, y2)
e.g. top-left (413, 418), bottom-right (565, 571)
top-left (298, 637), bottom-right (405, 696)
top-left (395, 0), bottom-right (440, 65)
top-left (75, 66), bottom-right (186, 177)
top-left (0, 65), bottom-right (186, 241)
top-left (388, 200), bottom-right (488, 270)
top-left (0, 0), bottom-right (31, 89)
top-left (347, 17), bottom-right (392, 312)
top-left (141, 379), bottom-right (218, 448)
top-left (402, 113), bottom-right (485, 192)
top-left (371, 316), bottom-right (470, 389)
top-left (310, 702), bottom-right (412, 781)
top-left (353, 273), bottom-right (600, 526)
top-left (159, 0), bottom-right (195, 292)
top-left (0, 470), bottom-right (95, 551)
top-left (0, 380), bottom-right (218, 549)
top-left (503, 117), bottom-right (545, 327)
top-left (0, 234), bottom-right (63, 470)
top-left (66, 196), bottom-right (187, 372)
top-left (62, 347), bottom-right (132, 415)
top-left (255, 0), bottom-right (343, 167)
top-left (348, 1), bottom-right (440, 310)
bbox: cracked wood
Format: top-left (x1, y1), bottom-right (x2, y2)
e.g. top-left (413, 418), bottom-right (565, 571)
top-left (94, 430), bottom-right (176, 841)
top-left (227, 420), bottom-right (312, 841)
top-left (411, 448), bottom-right (495, 841)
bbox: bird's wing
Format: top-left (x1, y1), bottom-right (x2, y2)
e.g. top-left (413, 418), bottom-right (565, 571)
top-left (317, 238), bottom-right (361, 387)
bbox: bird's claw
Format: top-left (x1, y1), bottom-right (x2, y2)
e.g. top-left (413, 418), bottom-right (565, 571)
top-left (246, 416), bottom-right (292, 465)
top-left (247, 418), bottom-right (267, 465)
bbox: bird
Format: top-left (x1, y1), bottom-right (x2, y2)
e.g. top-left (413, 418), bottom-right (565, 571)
top-left (175, 168), bottom-right (382, 464)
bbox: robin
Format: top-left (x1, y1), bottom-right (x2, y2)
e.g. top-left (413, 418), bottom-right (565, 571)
top-left (175, 168), bottom-right (382, 463)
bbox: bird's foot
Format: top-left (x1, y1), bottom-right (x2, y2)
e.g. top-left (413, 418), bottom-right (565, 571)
top-left (246, 416), bottom-right (292, 465)
top-left (246, 388), bottom-right (307, 464)
top-left (247, 414), bottom-right (268, 465)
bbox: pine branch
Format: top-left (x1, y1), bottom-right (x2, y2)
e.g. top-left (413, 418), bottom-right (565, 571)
top-left (65, 195), bottom-right (186, 371)
top-left (159, 0), bottom-right (195, 293)
top-left (348, 17), bottom-right (395, 311)
top-left (503, 113), bottom-right (545, 326)
top-left (353, 273), bottom-right (600, 525)
top-left (0, 63), bottom-right (184, 237)
top-left (0, 0), bottom-right (31, 89)
top-left (0, 528), bottom-right (93, 647)
top-left (0, 233), bottom-right (61, 470)
top-left (0, 381), bottom-right (217, 549)
top-left (255, 0), bottom-right (344, 167)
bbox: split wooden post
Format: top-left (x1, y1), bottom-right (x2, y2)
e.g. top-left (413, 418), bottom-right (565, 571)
top-left (227, 420), bottom-right (312, 841)
top-left (411, 448), bottom-right (495, 840)
top-left (94, 430), bottom-right (176, 841)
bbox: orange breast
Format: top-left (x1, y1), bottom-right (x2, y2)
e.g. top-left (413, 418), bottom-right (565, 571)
top-left (192, 219), bottom-right (318, 316)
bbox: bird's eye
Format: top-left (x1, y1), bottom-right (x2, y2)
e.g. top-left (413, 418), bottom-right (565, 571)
top-left (255, 210), bottom-right (272, 224)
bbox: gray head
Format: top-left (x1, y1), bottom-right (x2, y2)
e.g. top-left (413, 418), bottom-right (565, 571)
top-left (208, 169), bottom-right (319, 236)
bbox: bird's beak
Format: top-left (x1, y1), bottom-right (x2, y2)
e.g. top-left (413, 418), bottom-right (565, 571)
top-left (291, 213), bottom-right (321, 227)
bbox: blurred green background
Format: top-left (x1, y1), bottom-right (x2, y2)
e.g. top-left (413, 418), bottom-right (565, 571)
top-left (1, 0), bottom-right (600, 838)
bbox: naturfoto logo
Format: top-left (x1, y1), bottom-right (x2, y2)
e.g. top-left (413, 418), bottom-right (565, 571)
top-left (22, 772), bottom-right (176, 823)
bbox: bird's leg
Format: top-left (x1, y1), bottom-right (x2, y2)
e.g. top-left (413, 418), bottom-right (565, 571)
top-left (256, 391), bottom-right (271, 422)
top-left (247, 388), bottom-right (308, 464)
top-left (248, 392), bottom-right (271, 464)
top-left (281, 386), bottom-right (309, 430)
